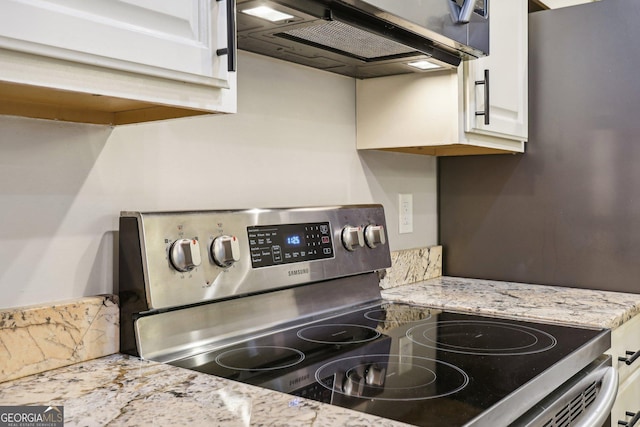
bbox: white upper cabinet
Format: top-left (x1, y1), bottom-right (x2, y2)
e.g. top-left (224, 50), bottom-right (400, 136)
top-left (464, 0), bottom-right (528, 140)
top-left (0, 0), bottom-right (236, 125)
top-left (356, 0), bottom-right (527, 156)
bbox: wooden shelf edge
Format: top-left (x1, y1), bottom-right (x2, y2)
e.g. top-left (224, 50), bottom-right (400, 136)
top-left (113, 107), bottom-right (216, 125)
top-left (358, 144), bottom-right (524, 156)
top-left (0, 80), bottom-right (217, 125)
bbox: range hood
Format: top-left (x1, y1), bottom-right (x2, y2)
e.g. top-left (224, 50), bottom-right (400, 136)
top-left (236, 0), bottom-right (489, 78)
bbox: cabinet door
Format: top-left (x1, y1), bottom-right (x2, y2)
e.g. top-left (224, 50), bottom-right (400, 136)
top-left (0, 0), bottom-right (230, 87)
top-left (607, 314), bottom-right (640, 385)
top-left (465, 0), bottom-right (528, 140)
top-left (611, 367), bottom-right (640, 427)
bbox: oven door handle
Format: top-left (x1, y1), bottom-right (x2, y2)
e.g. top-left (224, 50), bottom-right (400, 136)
top-left (575, 366), bottom-right (618, 427)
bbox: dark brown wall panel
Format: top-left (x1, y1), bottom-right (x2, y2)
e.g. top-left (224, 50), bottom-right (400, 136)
top-left (438, 1), bottom-right (640, 293)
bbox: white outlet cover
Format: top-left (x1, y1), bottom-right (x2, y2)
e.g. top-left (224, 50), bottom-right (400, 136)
top-left (399, 193), bottom-right (413, 234)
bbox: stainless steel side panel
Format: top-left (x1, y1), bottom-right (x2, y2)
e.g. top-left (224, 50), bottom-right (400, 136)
top-left (135, 273), bottom-right (382, 362)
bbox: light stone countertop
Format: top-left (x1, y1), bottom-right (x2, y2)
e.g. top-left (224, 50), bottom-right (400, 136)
top-left (0, 353), bottom-right (410, 427)
top-left (3, 275), bottom-right (640, 426)
top-left (381, 276), bottom-right (640, 329)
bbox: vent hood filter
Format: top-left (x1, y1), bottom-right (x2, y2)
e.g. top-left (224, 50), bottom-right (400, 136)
top-left (278, 21), bottom-right (415, 61)
top-left (237, 0), bottom-right (489, 79)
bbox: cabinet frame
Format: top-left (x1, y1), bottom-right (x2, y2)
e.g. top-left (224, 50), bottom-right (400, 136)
top-left (0, 0), bottom-right (237, 125)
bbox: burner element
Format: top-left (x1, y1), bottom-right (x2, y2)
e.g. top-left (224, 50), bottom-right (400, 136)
top-left (297, 324), bottom-right (381, 344)
top-left (406, 320), bottom-right (558, 356)
top-left (315, 354), bottom-right (469, 401)
top-left (215, 346), bottom-right (305, 371)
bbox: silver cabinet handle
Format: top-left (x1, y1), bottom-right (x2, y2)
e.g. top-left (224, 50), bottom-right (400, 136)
top-left (618, 349), bottom-right (640, 366)
top-left (619, 412), bottom-right (640, 427)
top-left (216, 0), bottom-right (237, 72)
top-left (475, 69), bottom-right (490, 125)
top-left (575, 366), bottom-right (618, 427)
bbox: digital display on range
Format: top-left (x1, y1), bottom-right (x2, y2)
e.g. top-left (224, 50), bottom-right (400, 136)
top-left (247, 222), bottom-right (333, 268)
top-left (285, 234), bottom-right (304, 247)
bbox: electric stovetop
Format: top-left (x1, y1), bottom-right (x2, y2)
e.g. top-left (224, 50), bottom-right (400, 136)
top-left (171, 301), bottom-right (607, 427)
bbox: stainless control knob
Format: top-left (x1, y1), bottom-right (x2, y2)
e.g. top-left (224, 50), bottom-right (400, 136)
top-left (341, 225), bottom-right (364, 251)
top-left (169, 238), bottom-right (202, 272)
top-left (342, 373), bottom-right (364, 397)
top-left (211, 235), bottom-right (241, 268)
top-left (364, 225), bottom-right (386, 248)
top-left (365, 364), bottom-right (386, 386)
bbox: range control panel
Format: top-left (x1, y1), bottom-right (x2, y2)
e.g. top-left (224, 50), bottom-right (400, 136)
top-left (248, 222), bottom-right (333, 268)
top-left (120, 205), bottom-right (391, 310)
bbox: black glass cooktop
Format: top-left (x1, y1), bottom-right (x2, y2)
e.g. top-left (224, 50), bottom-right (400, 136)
top-left (171, 303), bottom-right (607, 427)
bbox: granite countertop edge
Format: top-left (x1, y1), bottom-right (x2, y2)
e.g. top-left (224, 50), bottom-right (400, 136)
top-left (381, 276), bottom-right (640, 330)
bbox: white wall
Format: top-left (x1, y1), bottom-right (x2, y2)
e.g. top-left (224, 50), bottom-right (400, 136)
top-left (0, 51), bottom-right (437, 309)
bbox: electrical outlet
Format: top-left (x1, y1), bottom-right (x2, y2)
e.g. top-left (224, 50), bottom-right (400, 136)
top-left (399, 193), bottom-right (413, 234)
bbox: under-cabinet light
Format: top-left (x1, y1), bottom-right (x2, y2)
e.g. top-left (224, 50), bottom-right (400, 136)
top-left (241, 6), bottom-right (294, 22)
top-left (407, 60), bottom-right (441, 70)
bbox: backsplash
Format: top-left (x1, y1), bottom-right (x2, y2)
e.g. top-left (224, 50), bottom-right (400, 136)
top-left (380, 246), bottom-right (442, 289)
top-left (0, 296), bottom-right (118, 383)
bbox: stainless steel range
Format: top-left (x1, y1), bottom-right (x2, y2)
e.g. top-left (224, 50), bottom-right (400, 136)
top-left (119, 204), bottom-right (617, 426)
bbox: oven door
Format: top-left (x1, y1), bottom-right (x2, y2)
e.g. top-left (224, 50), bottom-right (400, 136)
top-left (511, 355), bottom-right (617, 427)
